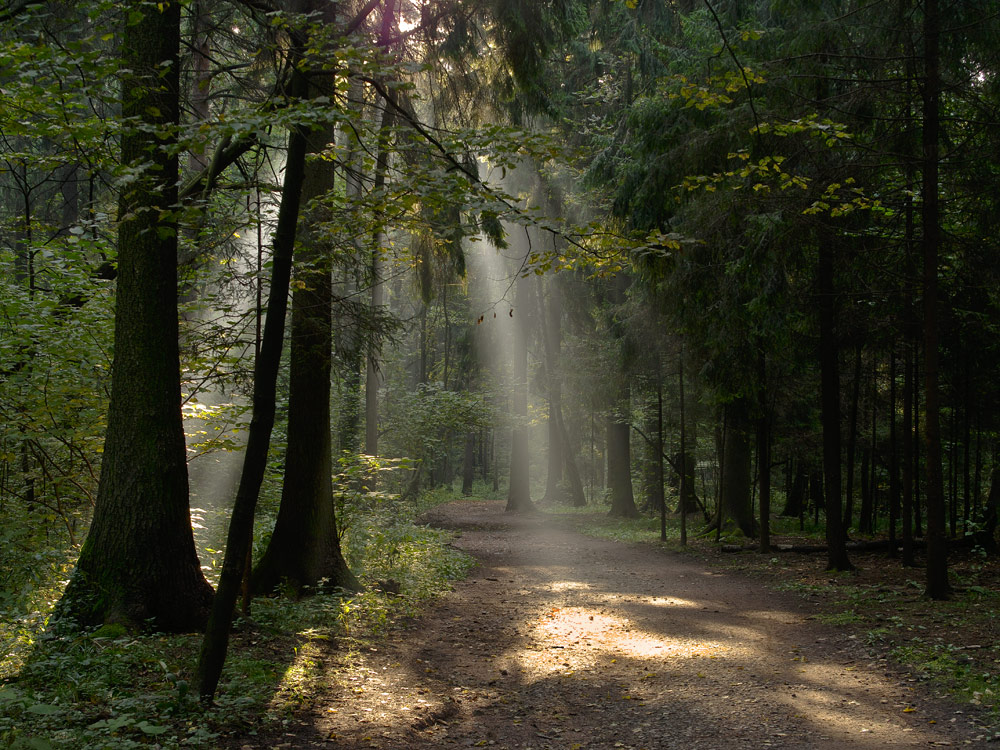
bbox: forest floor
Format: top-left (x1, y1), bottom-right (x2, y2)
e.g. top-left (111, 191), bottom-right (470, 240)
top-left (229, 500), bottom-right (997, 749)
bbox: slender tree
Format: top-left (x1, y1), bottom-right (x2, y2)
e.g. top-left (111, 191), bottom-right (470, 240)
top-left (921, 0), bottom-right (950, 599)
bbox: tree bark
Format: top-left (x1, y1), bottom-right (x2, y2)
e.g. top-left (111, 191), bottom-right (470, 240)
top-left (921, 0), bottom-right (950, 599)
top-left (462, 432), bottom-right (476, 495)
top-left (506, 278), bottom-right (533, 513)
top-left (756, 352), bottom-right (770, 553)
top-left (364, 41), bottom-right (398, 456)
top-left (56, 0), bottom-right (213, 632)
top-left (540, 280), bottom-right (564, 504)
top-left (818, 233), bottom-right (853, 571)
top-left (888, 348), bottom-right (899, 556)
top-left (719, 398), bottom-right (754, 536)
top-left (607, 379), bottom-right (638, 518)
top-left (251, 47), bottom-right (357, 597)
top-left (782, 461), bottom-right (807, 518)
top-left (198, 73), bottom-right (310, 701)
top-left (557, 408), bottom-right (586, 506)
top-left (843, 343), bottom-right (862, 530)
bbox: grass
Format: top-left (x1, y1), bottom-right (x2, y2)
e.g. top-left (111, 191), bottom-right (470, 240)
top-left (553, 503), bottom-right (680, 544)
top-left (0, 484), bottom-right (474, 750)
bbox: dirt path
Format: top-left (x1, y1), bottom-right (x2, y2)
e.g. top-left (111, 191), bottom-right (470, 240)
top-left (251, 501), bottom-right (990, 749)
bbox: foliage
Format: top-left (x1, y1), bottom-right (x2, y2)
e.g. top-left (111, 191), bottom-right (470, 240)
top-left (378, 382), bottom-right (493, 475)
top-left (0, 480), bottom-right (472, 749)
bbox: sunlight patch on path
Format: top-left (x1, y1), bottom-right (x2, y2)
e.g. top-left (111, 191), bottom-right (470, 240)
top-left (510, 601), bottom-right (738, 676)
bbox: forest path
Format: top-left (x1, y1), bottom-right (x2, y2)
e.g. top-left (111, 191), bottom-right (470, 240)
top-left (254, 500), bottom-right (987, 749)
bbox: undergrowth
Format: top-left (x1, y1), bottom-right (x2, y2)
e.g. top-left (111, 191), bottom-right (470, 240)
top-left (0, 477), bottom-right (473, 750)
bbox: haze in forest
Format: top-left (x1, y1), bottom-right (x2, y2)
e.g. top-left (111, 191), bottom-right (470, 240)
top-left (2, 0), bottom-right (1000, 745)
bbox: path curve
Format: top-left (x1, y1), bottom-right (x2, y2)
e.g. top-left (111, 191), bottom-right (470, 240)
top-left (262, 501), bottom-right (989, 749)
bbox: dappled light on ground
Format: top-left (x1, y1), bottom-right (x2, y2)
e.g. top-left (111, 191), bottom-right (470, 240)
top-left (262, 502), bottom-right (989, 749)
top-left (526, 604), bottom-right (733, 662)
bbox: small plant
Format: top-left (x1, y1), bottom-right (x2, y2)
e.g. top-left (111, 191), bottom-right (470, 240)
top-left (814, 611), bottom-right (864, 626)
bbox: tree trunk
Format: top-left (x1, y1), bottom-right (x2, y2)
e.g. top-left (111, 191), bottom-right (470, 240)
top-left (782, 461), bottom-right (807, 518)
top-left (678, 351), bottom-right (689, 545)
top-left (557, 408), bottom-right (586, 506)
top-left (540, 280), bottom-right (564, 504)
top-left (605, 375), bottom-right (638, 518)
top-left (56, 0), bottom-right (213, 632)
top-left (843, 344), bottom-right (862, 530)
top-left (198, 71), bottom-right (310, 701)
top-left (902, 338), bottom-right (916, 566)
top-left (251, 109), bottom-right (356, 596)
top-left (888, 347), bottom-right (899, 556)
top-left (365, 59), bottom-right (397, 457)
top-left (506, 279), bottom-right (533, 513)
top-left (756, 352), bottom-right (770, 553)
top-left (818, 234), bottom-right (852, 571)
top-left (462, 432), bottom-right (476, 495)
top-left (921, 0), bottom-right (950, 599)
top-left (718, 398), bottom-right (754, 536)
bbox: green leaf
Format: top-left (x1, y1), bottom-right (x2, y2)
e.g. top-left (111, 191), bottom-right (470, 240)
top-left (11, 738), bottom-right (55, 750)
top-left (25, 703), bottom-right (61, 715)
top-left (137, 721), bottom-right (169, 735)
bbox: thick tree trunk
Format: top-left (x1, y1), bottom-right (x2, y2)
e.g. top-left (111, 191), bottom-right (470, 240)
top-left (643, 397), bottom-right (664, 515)
top-left (56, 0), bottom-right (213, 632)
top-left (252, 90), bottom-right (356, 597)
top-left (606, 378), bottom-right (638, 518)
top-left (557, 408), bottom-right (586, 506)
top-left (462, 433), bottom-right (476, 495)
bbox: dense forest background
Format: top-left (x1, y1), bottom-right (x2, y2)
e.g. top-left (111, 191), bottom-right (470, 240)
top-left (3, 0), bottom-right (1000, 741)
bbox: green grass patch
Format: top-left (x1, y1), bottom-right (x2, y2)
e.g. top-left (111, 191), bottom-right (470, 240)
top-left (550, 504), bottom-right (687, 544)
top-left (813, 611), bottom-right (864, 626)
top-left (891, 638), bottom-right (1000, 716)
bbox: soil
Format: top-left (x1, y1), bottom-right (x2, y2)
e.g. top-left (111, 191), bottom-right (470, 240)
top-left (236, 501), bottom-right (995, 749)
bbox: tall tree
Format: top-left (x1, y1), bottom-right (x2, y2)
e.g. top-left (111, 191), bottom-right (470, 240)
top-left (56, 0), bottom-right (214, 630)
top-left (506, 273), bottom-right (534, 513)
top-left (818, 231), bottom-right (853, 571)
top-left (199, 67), bottom-right (310, 700)
top-left (920, 0), bottom-right (950, 599)
top-left (251, 0), bottom-right (362, 596)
